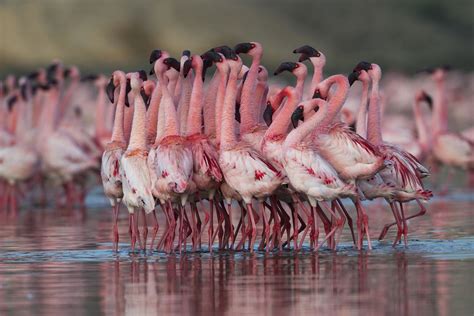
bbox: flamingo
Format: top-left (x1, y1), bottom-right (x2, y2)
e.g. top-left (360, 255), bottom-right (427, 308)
top-left (100, 70), bottom-right (127, 251)
top-left (147, 52), bottom-right (193, 253)
top-left (182, 52), bottom-right (223, 252)
top-left (428, 68), bottom-right (474, 185)
top-left (0, 80), bottom-right (40, 213)
top-left (310, 74), bottom-right (386, 249)
top-left (363, 63), bottom-right (432, 245)
top-left (293, 45), bottom-right (326, 99)
top-left (120, 71), bottom-right (155, 251)
top-left (285, 98), bottom-right (357, 250)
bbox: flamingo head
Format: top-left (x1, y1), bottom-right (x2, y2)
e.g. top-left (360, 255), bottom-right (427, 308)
top-left (291, 99), bottom-right (325, 128)
top-left (368, 63), bottom-right (382, 82)
top-left (257, 66), bottom-right (268, 81)
top-left (234, 42), bottom-right (262, 58)
top-left (293, 45), bottom-right (326, 66)
top-left (415, 90), bottom-right (433, 109)
top-left (348, 69), bottom-right (370, 86)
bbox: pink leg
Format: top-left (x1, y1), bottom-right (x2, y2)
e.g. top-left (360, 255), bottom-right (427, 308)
top-left (227, 202), bottom-right (235, 249)
top-left (150, 209), bottom-right (159, 250)
top-left (246, 203), bottom-right (257, 253)
top-left (141, 209), bottom-right (148, 250)
top-left (379, 199), bottom-right (428, 241)
top-left (112, 203), bottom-right (120, 252)
top-left (235, 203), bottom-right (247, 250)
top-left (130, 213), bottom-right (137, 252)
top-left (399, 202), bottom-right (408, 247)
top-left (354, 198), bottom-right (372, 250)
top-left (336, 199), bottom-right (356, 245)
top-left (258, 202), bottom-right (270, 251)
top-left (208, 199), bottom-right (215, 253)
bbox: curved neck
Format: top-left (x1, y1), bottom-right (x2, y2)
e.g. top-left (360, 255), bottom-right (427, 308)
top-left (239, 56), bottom-right (261, 134)
top-left (285, 101), bottom-right (327, 148)
top-left (367, 77), bottom-right (383, 145)
top-left (220, 67), bottom-right (240, 151)
top-left (203, 71), bottom-right (221, 136)
top-left (309, 62), bottom-right (323, 97)
top-left (295, 73), bottom-right (305, 100)
top-left (215, 68), bottom-right (228, 145)
top-left (433, 78), bottom-right (448, 135)
top-left (186, 64), bottom-right (204, 136)
top-left (265, 88), bottom-right (298, 139)
top-left (127, 90), bottom-right (147, 150)
top-left (111, 79), bottom-right (126, 143)
top-left (314, 75), bottom-right (349, 132)
top-left (254, 79), bottom-right (267, 125)
top-left (355, 80), bottom-right (370, 138)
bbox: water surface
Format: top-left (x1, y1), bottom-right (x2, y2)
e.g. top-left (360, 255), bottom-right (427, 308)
top-left (0, 195), bottom-right (473, 315)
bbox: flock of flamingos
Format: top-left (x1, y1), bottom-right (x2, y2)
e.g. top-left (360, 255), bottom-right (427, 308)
top-left (0, 42), bottom-right (472, 254)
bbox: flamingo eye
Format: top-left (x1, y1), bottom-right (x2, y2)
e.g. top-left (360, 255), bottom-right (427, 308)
top-left (298, 105), bottom-right (304, 110)
top-left (251, 43), bottom-right (256, 48)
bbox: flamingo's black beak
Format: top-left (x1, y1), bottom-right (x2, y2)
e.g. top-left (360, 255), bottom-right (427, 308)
top-left (106, 78), bottom-right (115, 103)
top-left (140, 87), bottom-right (150, 109)
top-left (63, 68), bottom-right (71, 78)
top-left (274, 62), bottom-right (298, 75)
top-left (138, 70), bottom-right (148, 82)
top-left (164, 57), bottom-right (180, 73)
top-left (353, 61), bottom-right (372, 72)
top-left (182, 50), bottom-right (191, 57)
top-left (183, 59), bottom-right (193, 78)
top-left (348, 71), bottom-right (359, 86)
top-left (124, 79), bottom-right (131, 107)
top-left (293, 45), bottom-right (320, 62)
top-left (149, 49), bottom-right (162, 64)
top-left (263, 102), bottom-right (274, 127)
top-left (291, 105), bottom-right (304, 128)
top-left (235, 102), bottom-right (241, 123)
top-left (422, 91), bottom-right (433, 109)
top-left (7, 95), bottom-right (18, 111)
top-left (234, 42), bottom-right (254, 54)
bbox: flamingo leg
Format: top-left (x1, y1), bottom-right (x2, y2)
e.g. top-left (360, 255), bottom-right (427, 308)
top-left (150, 209), bottom-right (159, 251)
top-left (246, 203), bottom-right (257, 253)
top-left (354, 198), bottom-right (372, 250)
top-left (190, 203), bottom-right (198, 251)
top-left (227, 202), bottom-right (235, 249)
top-left (379, 201), bottom-right (403, 243)
top-left (112, 203), bottom-right (120, 252)
top-left (235, 202), bottom-right (247, 250)
top-left (135, 210), bottom-right (143, 250)
top-left (130, 213), bottom-right (137, 252)
top-left (399, 202), bottom-right (408, 246)
top-left (258, 202), bottom-right (270, 252)
top-left (157, 203), bottom-right (170, 251)
top-left (336, 199), bottom-right (356, 245)
top-left (141, 209), bottom-right (148, 250)
top-left (208, 199), bottom-right (215, 253)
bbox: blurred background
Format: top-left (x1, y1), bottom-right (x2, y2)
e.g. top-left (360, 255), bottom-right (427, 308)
top-left (1, 0), bottom-right (473, 127)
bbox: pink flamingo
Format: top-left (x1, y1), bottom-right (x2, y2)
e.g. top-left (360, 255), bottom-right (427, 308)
top-left (120, 72), bottom-right (155, 251)
top-left (364, 63), bottom-right (432, 245)
top-left (293, 45), bottom-right (326, 99)
top-left (148, 53), bottom-right (193, 253)
top-left (183, 52), bottom-right (223, 251)
top-left (310, 74), bottom-right (386, 249)
top-left (285, 98), bottom-right (357, 250)
top-left (429, 68), bottom-right (474, 185)
top-left (218, 54), bottom-right (283, 252)
top-left (100, 70), bottom-right (127, 251)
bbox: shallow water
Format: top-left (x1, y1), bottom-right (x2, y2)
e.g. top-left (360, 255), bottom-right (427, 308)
top-left (0, 194), bottom-right (473, 316)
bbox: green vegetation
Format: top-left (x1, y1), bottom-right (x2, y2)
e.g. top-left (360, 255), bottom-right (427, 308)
top-left (0, 0), bottom-right (472, 77)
